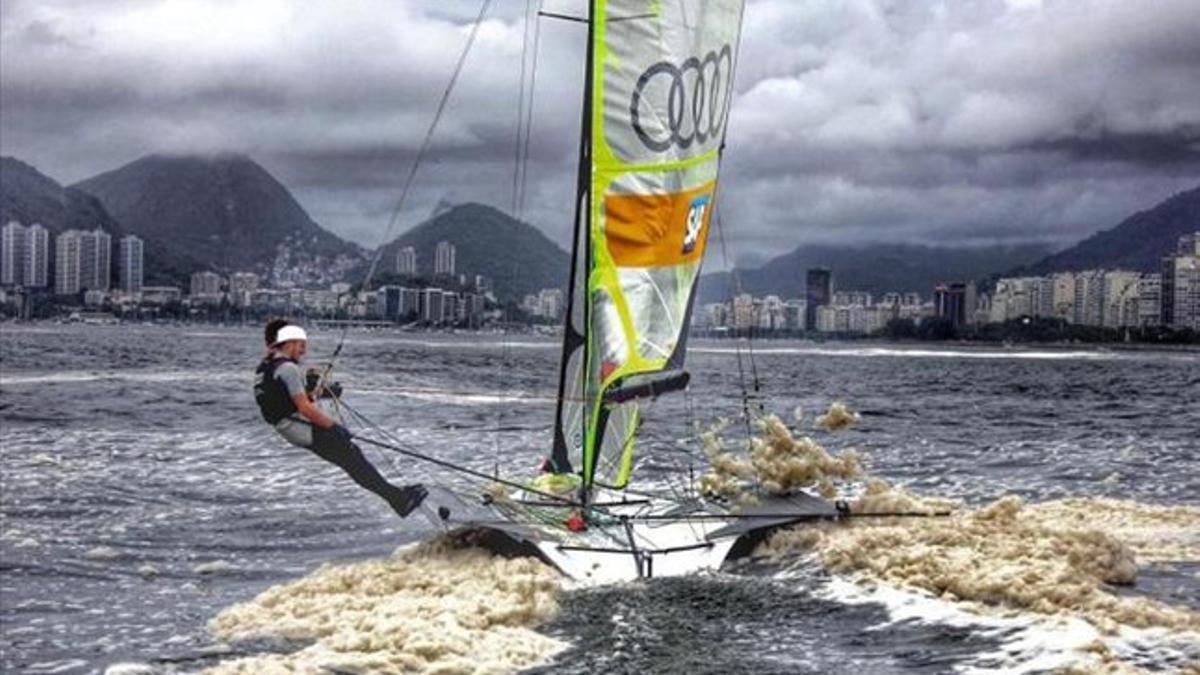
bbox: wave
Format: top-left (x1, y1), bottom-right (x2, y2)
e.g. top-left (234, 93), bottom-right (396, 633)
top-left (0, 370), bottom-right (241, 386)
top-left (354, 337), bottom-right (556, 351)
top-left (691, 345), bottom-right (1127, 361)
top-left (354, 385), bottom-right (553, 406)
top-left (205, 538), bottom-right (565, 673)
top-left (762, 496), bottom-right (1200, 671)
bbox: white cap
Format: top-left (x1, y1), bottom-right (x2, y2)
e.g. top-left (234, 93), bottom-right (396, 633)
top-left (273, 325), bottom-right (308, 346)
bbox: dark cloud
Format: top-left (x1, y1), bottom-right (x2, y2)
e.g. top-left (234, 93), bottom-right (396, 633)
top-left (20, 19), bottom-right (76, 47)
top-left (1027, 129), bottom-right (1200, 166)
top-left (1, 0), bottom-right (1198, 259)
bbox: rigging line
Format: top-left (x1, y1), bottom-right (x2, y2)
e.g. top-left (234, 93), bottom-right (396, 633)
top-left (729, 36), bottom-right (764, 419)
top-left (328, 388), bottom-right (690, 528)
top-left (511, 0), bottom-right (533, 215)
top-left (331, 397), bottom-right (617, 512)
top-left (324, 0), bottom-right (496, 383)
top-left (351, 428), bottom-right (577, 505)
top-left (626, 511), bottom-right (954, 522)
top-left (333, 392), bottom-right (493, 504)
top-left (641, 399), bottom-right (702, 541)
top-left (490, 287), bottom-right (515, 479)
top-left (712, 203), bottom-right (753, 442)
top-left (360, 0), bottom-right (494, 295)
top-left (338, 398), bottom-right (486, 496)
top-left (709, 0), bottom-right (762, 426)
top-left (715, 204), bottom-right (763, 418)
top-left (337, 394), bottom-right (432, 485)
top-left (516, 0), bottom-right (544, 217)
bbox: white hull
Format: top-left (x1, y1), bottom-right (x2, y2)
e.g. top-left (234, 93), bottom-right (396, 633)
top-left (534, 522), bottom-right (740, 584)
top-left (419, 485), bottom-right (838, 583)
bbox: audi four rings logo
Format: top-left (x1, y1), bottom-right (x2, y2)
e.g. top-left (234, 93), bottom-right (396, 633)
top-left (631, 44), bottom-right (733, 153)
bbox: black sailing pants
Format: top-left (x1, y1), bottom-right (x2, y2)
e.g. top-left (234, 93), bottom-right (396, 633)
top-left (308, 427), bottom-right (411, 509)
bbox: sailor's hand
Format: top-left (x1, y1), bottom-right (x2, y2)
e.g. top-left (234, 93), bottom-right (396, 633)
top-left (305, 369), bottom-right (322, 393)
top-left (330, 423), bottom-right (354, 443)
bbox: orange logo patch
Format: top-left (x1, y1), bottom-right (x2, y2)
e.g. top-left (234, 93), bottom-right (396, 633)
top-left (603, 182), bottom-right (715, 268)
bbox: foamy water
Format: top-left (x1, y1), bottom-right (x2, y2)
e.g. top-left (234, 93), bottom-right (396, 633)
top-left (207, 539), bottom-right (564, 674)
top-left (2, 325), bottom-right (1197, 673)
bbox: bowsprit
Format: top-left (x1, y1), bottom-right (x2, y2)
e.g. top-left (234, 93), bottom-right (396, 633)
top-left (630, 44), bottom-right (733, 153)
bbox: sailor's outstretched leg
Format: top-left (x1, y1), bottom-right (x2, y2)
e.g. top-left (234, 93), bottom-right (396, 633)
top-left (309, 427), bottom-right (427, 518)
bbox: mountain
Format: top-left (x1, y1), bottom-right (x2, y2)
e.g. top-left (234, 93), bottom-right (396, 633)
top-left (377, 202), bottom-right (568, 302)
top-left (1020, 185), bottom-right (1200, 275)
top-left (1, 156), bottom-right (119, 233)
top-left (73, 154), bottom-right (361, 281)
top-left (697, 242), bottom-right (1052, 302)
top-left (0, 156), bottom-right (193, 286)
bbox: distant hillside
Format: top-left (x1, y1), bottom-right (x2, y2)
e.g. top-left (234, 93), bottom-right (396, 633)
top-left (73, 154), bottom-right (361, 280)
top-left (377, 203), bottom-right (568, 302)
top-left (1, 156), bottom-right (117, 233)
top-left (1020, 185), bottom-right (1200, 274)
top-left (698, 242), bottom-right (1052, 302)
top-left (0, 156), bottom-right (191, 286)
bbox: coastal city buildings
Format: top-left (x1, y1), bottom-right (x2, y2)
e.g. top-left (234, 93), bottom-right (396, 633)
top-left (2, 221), bottom-right (26, 286)
top-left (227, 272), bottom-right (260, 306)
top-left (934, 282), bottom-right (973, 329)
top-left (53, 228), bottom-right (111, 295)
top-left (691, 236), bottom-right (1200, 337)
top-left (361, 284), bottom-right (486, 326)
top-left (1162, 234), bottom-right (1200, 330)
top-left (80, 228), bottom-right (111, 292)
top-left (1, 221), bottom-right (49, 288)
top-left (1137, 274), bottom-right (1162, 327)
top-left (396, 246), bottom-right (417, 275)
top-left (190, 271), bottom-right (224, 303)
top-left (141, 286), bottom-right (182, 305)
top-left (54, 230), bottom-right (83, 295)
top-left (118, 235), bottom-right (144, 294)
top-left (804, 268), bottom-right (832, 331)
top-left (24, 224), bottom-right (49, 288)
top-left (521, 288), bottom-right (565, 321)
top-left (421, 287), bottom-right (444, 323)
top-left (1102, 271), bottom-right (1139, 329)
top-left (985, 240), bottom-right (1199, 331)
top-left (434, 241), bottom-right (456, 276)
top-left (6, 221), bottom-right (1197, 337)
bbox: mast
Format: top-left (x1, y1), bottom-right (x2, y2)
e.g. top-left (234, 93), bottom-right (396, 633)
top-left (548, 0), bottom-right (596, 475)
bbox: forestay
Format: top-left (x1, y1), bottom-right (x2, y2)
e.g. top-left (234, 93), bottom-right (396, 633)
top-left (550, 0), bottom-right (747, 493)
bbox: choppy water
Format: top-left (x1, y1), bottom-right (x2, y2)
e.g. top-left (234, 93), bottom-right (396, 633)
top-left (1, 324), bottom-right (1197, 673)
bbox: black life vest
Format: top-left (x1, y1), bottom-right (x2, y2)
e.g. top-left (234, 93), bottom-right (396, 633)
top-left (254, 355), bottom-right (299, 424)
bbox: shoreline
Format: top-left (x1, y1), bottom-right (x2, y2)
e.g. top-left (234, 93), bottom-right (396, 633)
top-left (3, 317), bottom-right (1197, 353)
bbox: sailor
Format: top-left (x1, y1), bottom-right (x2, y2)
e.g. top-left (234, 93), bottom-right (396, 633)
top-left (254, 322), bottom-right (427, 517)
top-left (263, 317), bottom-right (290, 352)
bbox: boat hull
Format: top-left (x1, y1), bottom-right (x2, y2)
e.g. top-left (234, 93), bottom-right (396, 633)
top-left (417, 486), bottom-right (839, 583)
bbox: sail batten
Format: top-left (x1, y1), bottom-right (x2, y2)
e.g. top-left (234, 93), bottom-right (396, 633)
top-left (553, 0), bottom-right (745, 491)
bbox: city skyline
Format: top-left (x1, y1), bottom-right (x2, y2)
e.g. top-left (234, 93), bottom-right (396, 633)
top-left (696, 232), bottom-right (1200, 335)
top-left (1, 215), bottom-right (1196, 337)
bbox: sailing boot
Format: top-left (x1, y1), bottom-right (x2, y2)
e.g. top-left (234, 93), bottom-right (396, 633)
top-left (389, 483), bottom-right (428, 518)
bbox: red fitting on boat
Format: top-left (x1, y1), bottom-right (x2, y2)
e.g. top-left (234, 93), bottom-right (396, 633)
top-left (565, 511), bottom-right (587, 532)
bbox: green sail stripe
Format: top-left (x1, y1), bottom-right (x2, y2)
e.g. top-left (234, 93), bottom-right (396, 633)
top-left (580, 0), bottom-right (746, 490)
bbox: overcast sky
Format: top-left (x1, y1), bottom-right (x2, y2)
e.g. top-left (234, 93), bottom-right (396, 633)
top-left (3, 0), bottom-right (1199, 265)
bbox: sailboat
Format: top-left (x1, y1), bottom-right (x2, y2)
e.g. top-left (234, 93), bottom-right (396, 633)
top-left (393, 0), bottom-right (843, 583)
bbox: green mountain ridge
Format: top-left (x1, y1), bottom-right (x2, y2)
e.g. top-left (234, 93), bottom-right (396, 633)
top-left (1018, 185), bottom-right (1200, 275)
top-left (2, 156), bottom-right (121, 235)
top-left (72, 154), bottom-right (361, 281)
top-left (697, 242), bottom-right (1053, 302)
top-left (0, 156), bottom-right (192, 287)
top-left (376, 202), bottom-right (568, 303)
top-left (11, 151), bottom-right (1194, 302)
